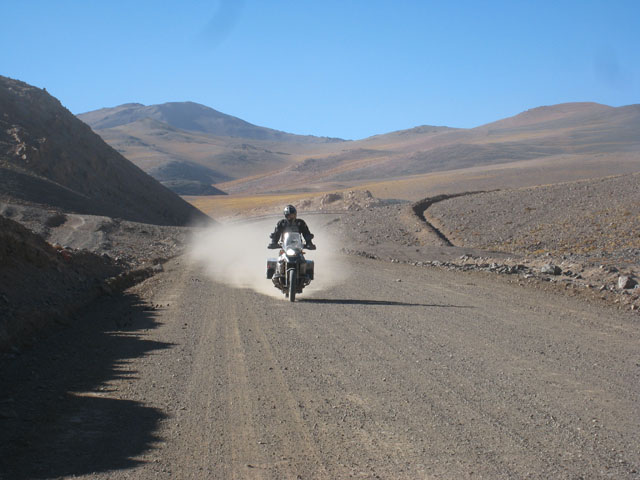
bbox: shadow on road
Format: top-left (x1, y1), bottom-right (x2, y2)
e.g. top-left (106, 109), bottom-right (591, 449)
top-left (300, 298), bottom-right (473, 308)
top-left (0, 292), bottom-right (173, 479)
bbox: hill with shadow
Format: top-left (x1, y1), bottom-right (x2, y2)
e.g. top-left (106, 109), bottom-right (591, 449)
top-left (0, 76), bottom-right (208, 225)
top-left (78, 103), bottom-right (348, 195)
top-left (218, 102), bottom-right (640, 194)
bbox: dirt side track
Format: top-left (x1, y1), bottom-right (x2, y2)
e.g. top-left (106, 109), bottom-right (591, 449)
top-left (1, 252), bottom-right (639, 479)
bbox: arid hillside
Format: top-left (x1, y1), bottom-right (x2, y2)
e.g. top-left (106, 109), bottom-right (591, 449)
top-left (427, 173), bottom-right (640, 268)
top-left (0, 76), bottom-right (207, 225)
top-left (81, 99), bottom-right (640, 199)
top-left (78, 102), bottom-right (347, 194)
top-left (220, 102), bottom-right (640, 194)
top-left (0, 215), bottom-right (120, 351)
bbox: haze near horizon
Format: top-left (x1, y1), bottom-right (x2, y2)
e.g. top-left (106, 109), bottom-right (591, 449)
top-left (2, 0), bottom-right (639, 139)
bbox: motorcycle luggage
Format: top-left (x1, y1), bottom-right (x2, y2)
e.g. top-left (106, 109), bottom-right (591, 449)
top-left (306, 260), bottom-right (314, 280)
top-left (266, 258), bottom-right (277, 279)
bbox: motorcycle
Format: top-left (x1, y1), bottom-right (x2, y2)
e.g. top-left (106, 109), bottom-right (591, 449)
top-left (266, 231), bottom-right (314, 302)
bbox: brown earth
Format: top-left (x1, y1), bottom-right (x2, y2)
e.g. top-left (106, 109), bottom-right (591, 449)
top-left (0, 76), bottom-right (207, 225)
top-left (422, 174), bottom-right (640, 308)
top-left (427, 173), bottom-right (640, 263)
top-left (1, 215), bottom-right (638, 479)
top-left (0, 216), bottom-right (120, 351)
top-left (0, 201), bottom-right (204, 352)
top-left (2, 81), bottom-right (640, 477)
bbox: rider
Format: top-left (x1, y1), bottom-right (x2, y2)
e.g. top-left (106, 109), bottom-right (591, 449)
top-left (268, 205), bottom-right (316, 250)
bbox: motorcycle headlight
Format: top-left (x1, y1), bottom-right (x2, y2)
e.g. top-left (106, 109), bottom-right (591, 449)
top-left (286, 248), bottom-right (296, 256)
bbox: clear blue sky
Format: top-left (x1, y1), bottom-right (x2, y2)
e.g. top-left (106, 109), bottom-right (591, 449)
top-left (3, 1), bottom-right (639, 139)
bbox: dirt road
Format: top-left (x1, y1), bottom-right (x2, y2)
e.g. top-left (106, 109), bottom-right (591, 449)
top-left (2, 249), bottom-right (639, 478)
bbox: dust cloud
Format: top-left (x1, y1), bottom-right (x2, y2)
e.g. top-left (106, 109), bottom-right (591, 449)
top-left (188, 217), bottom-right (348, 299)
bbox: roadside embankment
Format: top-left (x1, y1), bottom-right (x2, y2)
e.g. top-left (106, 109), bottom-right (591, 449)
top-left (0, 205), bottom-right (191, 352)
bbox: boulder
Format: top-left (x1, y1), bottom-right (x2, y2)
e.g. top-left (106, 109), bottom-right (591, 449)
top-left (320, 193), bottom-right (342, 205)
top-left (618, 276), bottom-right (637, 289)
top-left (541, 264), bottom-right (562, 275)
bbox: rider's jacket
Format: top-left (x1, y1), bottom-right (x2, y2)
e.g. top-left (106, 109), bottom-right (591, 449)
top-left (270, 218), bottom-right (314, 244)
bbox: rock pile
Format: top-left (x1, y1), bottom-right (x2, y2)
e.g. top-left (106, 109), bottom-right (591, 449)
top-left (376, 252), bottom-right (640, 312)
top-left (298, 189), bottom-right (387, 212)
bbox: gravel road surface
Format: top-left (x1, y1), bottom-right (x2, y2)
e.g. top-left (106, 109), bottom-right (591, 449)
top-left (1, 222), bottom-right (639, 479)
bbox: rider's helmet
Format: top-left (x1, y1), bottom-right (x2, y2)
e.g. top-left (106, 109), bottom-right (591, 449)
top-left (284, 205), bottom-right (297, 219)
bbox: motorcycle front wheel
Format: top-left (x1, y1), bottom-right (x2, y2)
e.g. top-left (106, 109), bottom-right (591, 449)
top-left (288, 269), bottom-right (296, 302)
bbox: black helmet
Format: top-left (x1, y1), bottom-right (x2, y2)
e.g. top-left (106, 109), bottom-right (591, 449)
top-left (284, 205), bottom-right (297, 218)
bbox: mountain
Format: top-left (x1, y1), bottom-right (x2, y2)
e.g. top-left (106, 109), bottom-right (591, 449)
top-left (478, 102), bottom-right (614, 131)
top-left (0, 76), bottom-right (208, 225)
top-left (217, 102), bottom-right (640, 194)
top-left (78, 102), bottom-right (348, 195)
top-left (78, 101), bottom-right (345, 143)
top-left (77, 99), bottom-right (640, 197)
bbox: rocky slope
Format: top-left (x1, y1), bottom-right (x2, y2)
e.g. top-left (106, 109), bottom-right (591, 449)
top-left (0, 216), bottom-right (120, 351)
top-left (0, 202), bottom-right (195, 352)
top-left (0, 76), bottom-right (208, 225)
top-left (426, 173), bottom-right (640, 269)
top-left (403, 174), bottom-right (639, 311)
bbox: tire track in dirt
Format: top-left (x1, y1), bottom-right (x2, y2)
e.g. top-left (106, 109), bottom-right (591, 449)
top-left (15, 252), bottom-right (637, 479)
top-left (410, 191), bottom-right (491, 246)
top-left (236, 307), bottom-right (331, 478)
top-left (334, 263), bottom-right (640, 477)
top-left (147, 264), bottom-right (231, 478)
top-left (224, 303), bottom-right (268, 479)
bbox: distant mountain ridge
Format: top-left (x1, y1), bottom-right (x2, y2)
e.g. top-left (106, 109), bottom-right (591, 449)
top-left (0, 76), bottom-right (208, 225)
top-left (77, 102), bottom-right (351, 196)
top-left (78, 101), bottom-right (345, 143)
top-left (77, 99), bottom-right (640, 197)
top-left (216, 101), bottom-right (640, 194)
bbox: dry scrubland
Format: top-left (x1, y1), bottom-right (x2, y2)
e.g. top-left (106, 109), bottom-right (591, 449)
top-left (359, 153), bottom-right (640, 201)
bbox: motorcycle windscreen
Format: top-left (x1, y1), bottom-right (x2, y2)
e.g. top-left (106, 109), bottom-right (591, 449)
top-left (282, 232), bottom-right (304, 251)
